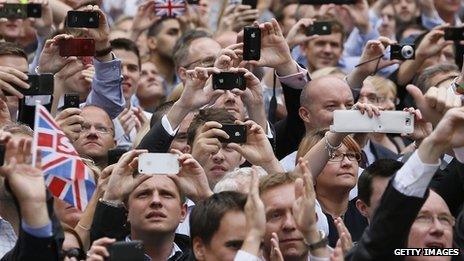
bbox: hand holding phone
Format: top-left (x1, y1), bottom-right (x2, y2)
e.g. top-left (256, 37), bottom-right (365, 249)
top-left (108, 241), bottom-right (145, 261)
top-left (305, 21), bottom-right (332, 36)
top-left (212, 72), bottom-right (246, 90)
top-left (218, 124), bottom-right (247, 143)
top-left (243, 26), bottom-right (261, 61)
top-left (63, 93), bottom-right (80, 110)
top-left (6, 74), bottom-right (54, 96)
top-left (444, 27), bottom-right (464, 41)
top-left (66, 11), bottom-right (99, 28)
top-left (242, 0), bottom-right (257, 9)
top-left (58, 38), bottom-right (95, 57)
top-left (0, 3), bottom-right (42, 19)
top-left (138, 153), bottom-right (180, 175)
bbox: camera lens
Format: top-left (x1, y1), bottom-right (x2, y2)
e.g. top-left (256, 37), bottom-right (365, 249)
top-left (401, 45), bottom-right (414, 59)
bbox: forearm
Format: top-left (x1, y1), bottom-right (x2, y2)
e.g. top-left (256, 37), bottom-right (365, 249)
top-left (49, 0), bottom-right (72, 25)
top-left (260, 156), bottom-right (285, 174)
top-left (75, 188), bottom-right (103, 250)
top-left (51, 79), bottom-right (65, 116)
top-left (240, 232), bottom-right (262, 258)
top-left (396, 59), bottom-right (425, 86)
top-left (247, 103), bottom-right (268, 131)
top-left (304, 226), bottom-right (329, 258)
top-left (275, 59), bottom-right (300, 78)
top-left (20, 201), bottom-right (50, 228)
top-left (166, 101), bottom-right (191, 130)
top-left (346, 67), bottom-right (371, 91)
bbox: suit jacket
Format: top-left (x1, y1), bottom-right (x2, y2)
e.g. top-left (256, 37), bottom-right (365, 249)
top-left (90, 202), bottom-right (193, 261)
top-left (137, 118), bottom-right (175, 153)
top-left (345, 182), bottom-right (428, 260)
top-left (430, 159), bottom-right (464, 217)
top-left (369, 141), bottom-right (399, 162)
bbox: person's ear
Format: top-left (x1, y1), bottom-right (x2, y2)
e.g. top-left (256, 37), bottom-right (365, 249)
top-left (239, 156), bottom-right (246, 165)
top-left (193, 237), bottom-right (206, 261)
top-left (179, 202), bottom-right (188, 222)
top-left (178, 67), bottom-right (187, 82)
top-left (147, 36), bottom-right (157, 51)
top-left (298, 106), bottom-right (311, 124)
top-left (355, 199), bottom-right (370, 220)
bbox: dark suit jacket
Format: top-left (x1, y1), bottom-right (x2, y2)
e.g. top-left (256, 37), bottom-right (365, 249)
top-left (90, 202), bottom-right (193, 261)
top-left (430, 159), bottom-right (464, 217)
top-left (369, 141), bottom-right (399, 162)
top-left (137, 118), bottom-right (175, 152)
top-left (345, 182), bottom-right (428, 260)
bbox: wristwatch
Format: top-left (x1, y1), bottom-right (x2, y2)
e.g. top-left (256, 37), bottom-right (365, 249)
top-left (452, 77), bottom-right (464, 95)
top-left (99, 198), bottom-right (124, 208)
top-left (304, 230), bottom-right (328, 251)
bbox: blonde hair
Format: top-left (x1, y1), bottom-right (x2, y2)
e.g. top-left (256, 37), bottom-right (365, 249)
top-left (365, 76), bottom-right (397, 98)
top-left (311, 67), bottom-right (346, 80)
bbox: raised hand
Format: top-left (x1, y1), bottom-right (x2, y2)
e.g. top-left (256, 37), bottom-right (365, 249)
top-left (428, 107), bottom-right (464, 149)
top-left (334, 217), bottom-right (353, 255)
top-left (401, 108), bottom-right (432, 146)
top-left (38, 34), bottom-right (78, 74)
top-left (292, 159), bottom-right (317, 234)
top-left (285, 18), bottom-right (318, 49)
top-left (190, 121), bottom-right (229, 166)
top-left (214, 43), bottom-right (244, 70)
top-left (0, 66), bottom-right (29, 98)
top-left (133, 107), bottom-right (149, 132)
top-left (102, 149), bottom-right (150, 203)
top-left (130, 1), bottom-right (159, 41)
top-left (340, 0), bottom-right (370, 34)
top-left (269, 233), bottom-right (284, 261)
top-left (357, 37), bottom-right (399, 74)
top-left (29, 0), bottom-right (54, 37)
top-left (86, 237), bottom-right (116, 261)
top-left (55, 107), bottom-right (84, 142)
top-left (117, 108), bottom-right (137, 135)
top-left (415, 25), bottom-right (453, 62)
top-left (169, 149), bottom-right (212, 203)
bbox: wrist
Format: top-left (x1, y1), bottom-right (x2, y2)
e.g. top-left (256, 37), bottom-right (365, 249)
top-left (303, 227), bottom-right (320, 244)
top-left (95, 39), bottom-right (110, 52)
top-left (20, 201), bottom-right (50, 228)
top-left (102, 191), bottom-right (123, 203)
top-left (418, 136), bottom-right (448, 163)
top-left (275, 59), bottom-right (298, 77)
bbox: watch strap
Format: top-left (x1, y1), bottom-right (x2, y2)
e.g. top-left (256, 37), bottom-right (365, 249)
top-left (305, 230), bottom-right (328, 251)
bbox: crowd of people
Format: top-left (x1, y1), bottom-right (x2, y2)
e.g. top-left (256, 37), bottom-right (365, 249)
top-left (0, 0), bottom-right (463, 260)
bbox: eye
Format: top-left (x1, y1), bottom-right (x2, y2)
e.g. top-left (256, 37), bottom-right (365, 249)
top-left (226, 241), bottom-right (243, 250)
top-left (267, 211), bottom-right (282, 221)
top-left (96, 126), bottom-right (108, 133)
top-left (161, 192), bottom-right (175, 199)
top-left (137, 191), bottom-right (149, 198)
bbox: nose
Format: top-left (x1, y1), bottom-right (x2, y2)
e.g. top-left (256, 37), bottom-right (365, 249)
top-left (224, 90), bottom-right (236, 101)
top-left (322, 43), bottom-right (332, 53)
top-left (340, 154), bottom-right (354, 167)
top-left (150, 191), bottom-right (162, 208)
top-left (282, 212), bottom-right (297, 232)
top-left (381, 15), bottom-right (389, 24)
top-left (211, 148), bottom-right (225, 163)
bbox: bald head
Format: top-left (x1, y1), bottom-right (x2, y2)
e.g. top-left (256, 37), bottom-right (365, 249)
top-left (299, 76), bottom-right (354, 131)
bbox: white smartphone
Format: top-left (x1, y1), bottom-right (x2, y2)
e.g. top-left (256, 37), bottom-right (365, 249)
top-left (138, 153), bottom-right (180, 175)
top-left (330, 110), bottom-right (414, 134)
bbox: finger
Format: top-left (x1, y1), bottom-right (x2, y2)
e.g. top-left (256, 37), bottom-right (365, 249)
top-left (294, 177), bottom-right (304, 200)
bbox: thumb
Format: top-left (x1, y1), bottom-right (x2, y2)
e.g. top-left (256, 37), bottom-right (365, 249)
top-left (406, 84), bottom-right (425, 107)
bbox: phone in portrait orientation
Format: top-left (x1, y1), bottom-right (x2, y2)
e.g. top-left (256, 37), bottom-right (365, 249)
top-left (298, 0), bottom-right (356, 4)
top-left (219, 124), bottom-right (247, 144)
top-left (154, 0), bottom-right (186, 17)
top-left (330, 110), bottom-right (414, 134)
top-left (107, 148), bottom-right (129, 166)
top-left (212, 72), bottom-right (246, 90)
top-left (58, 38), bottom-right (95, 57)
top-left (305, 21), bottom-right (332, 36)
top-left (0, 3), bottom-right (42, 19)
top-left (444, 27), bottom-right (464, 41)
top-left (63, 93), bottom-right (80, 110)
top-left (241, 0), bottom-right (257, 9)
top-left (108, 241), bottom-right (145, 261)
top-left (138, 153), bottom-right (180, 175)
top-left (243, 26), bottom-right (261, 61)
top-left (66, 11), bottom-right (99, 28)
top-left (6, 74), bottom-right (54, 96)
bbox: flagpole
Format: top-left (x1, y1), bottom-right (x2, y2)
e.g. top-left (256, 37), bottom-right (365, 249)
top-left (31, 100), bottom-right (42, 168)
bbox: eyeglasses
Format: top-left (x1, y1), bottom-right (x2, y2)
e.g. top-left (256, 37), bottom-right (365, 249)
top-left (415, 213), bottom-right (456, 228)
top-left (182, 56), bottom-right (216, 70)
top-left (360, 94), bottom-right (400, 106)
top-left (60, 248), bottom-right (86, 260)
top-left (80, 123), bottom-right (113, 135)
top-left (328, 152), bottom-right (361, 162)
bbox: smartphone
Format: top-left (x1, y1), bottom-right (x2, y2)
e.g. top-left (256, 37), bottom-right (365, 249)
top-left (0, 3), bottom-right (41, 19)
top-left (444, 27), bottom-right (464, 41)
top-left (63, 93), bottom-right (80, 110)
top-left (187, 0), bottom-right (200, 4)
top-left (305, 21), bottom-right (332, 36)
top-left (6, 74), bottom-right (54, 96)
top-left (0, 144), bottom-right (5, 166)
top-left (108, 241), bottom-right (145, 261)
top-left (58, 38), bottom-right (95, 57)
top-left (454, 43), bottom-right (464, 70)
top-left (242, 0), bottom-right (257, 8)
top-left (66, 11), bottom-right (99, 28)
top-left (107, 148), bottom-right (128, 166)
top-left (154, 0), bottom-right (186, 17)
top-left (138, 153), bottom-right (180, 175)
top-left (219, 124), bottom-right (247, 143)
top-left (330, 110), bottom-right (414, 134)
top-left (298, 0), bottom-right (356, 4)
top-left (243, 26), bottom-right (261, 61)
top-left (212, 72), bottom-right (246, 90)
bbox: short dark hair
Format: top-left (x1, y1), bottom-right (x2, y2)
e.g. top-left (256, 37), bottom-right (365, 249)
top-left (147, 17), bottom-right (178, 37)
top-left (186, 108), bottom-right (236, 147)
top-left (110, 38), bottom-right (141, 68)
top-left (274, 0), bottom-right (297, 23)
top-left (357, 159), bottom-right (403, 206)
top-left (0, 42), bottom-right (27, 60)
top-left (190, 191), bottom-right (246, 246)
top-left (173, 30), bottom-right (212, 69)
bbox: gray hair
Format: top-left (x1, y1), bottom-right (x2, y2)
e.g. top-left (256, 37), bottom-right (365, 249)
top-left (415, 64), bottom-right (459, 93)
top-left (213, 167), bottom-right (268, 193)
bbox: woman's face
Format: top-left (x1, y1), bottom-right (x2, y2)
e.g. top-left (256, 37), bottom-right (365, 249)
top-left (316, 145), bottom-right (359, 192)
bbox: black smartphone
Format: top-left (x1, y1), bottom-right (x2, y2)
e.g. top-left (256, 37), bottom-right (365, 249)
top-left (212, 72), bottom-right (246, 90)
top-left (0, 144), bottom-right (5, 166)
top-left (6, 74), bottom-right (54, 96)
top-left (0, 3), bottom-right (42, 19)
top-left (299, 0), bottom-right (356, 4)
top-left (242, 0), bottom-right (257, 9)
top-left (187, 0), bottom-right (200, 4)
top-left (390, 44), bottom-right (415, 60)
top-left (444, 27), bottom-right (464, 41)
top-left (66, 11), bottom-right (99, 28)
top-left (108, 241), bottom-right (145, 261)
top-left (58, 38), bottom-right (95, 57)
top-left (108, 148), bottom-right (129, 165)
top-left (218, 124), bottom-right (247, 144)
top-left (243, 26), bottom-right (261, 61)
top-left (63, 93), bottom-right (80, 110)
top-left (454, 43), bottom-right (464, 70)
top-left (305, 21), bottom-right (332, 36)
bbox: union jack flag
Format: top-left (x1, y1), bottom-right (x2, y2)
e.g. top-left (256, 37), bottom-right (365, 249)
top-left (155, 0), bottom-right (186, 17)
top-left (32, 104), bottom-right (95, 211)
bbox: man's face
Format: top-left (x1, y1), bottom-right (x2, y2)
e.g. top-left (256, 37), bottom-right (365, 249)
top-left (179, 37), bottom-right (221, 82)
top-left (137, 61), bottom-right (165, 103)
top-left (0, 19), bottom-right (23, 41)
top-left (379, 5), bottom-right (396, 38)
top-left (366, 176), bottom-right (390, 221)
top-left (420, 44), bottom-right (455, 72)
top-left (302, 77), bottom-right (354, 130)
top-left (392, 0), bottom-right (417, 23)
top-left (303, 33), bottom-right (343, 71)
top-left (433, 0), bottom-right (461, 15)
top-left (169, 112), bottom-right (195, 153)
top-left (74, 106), bottom-right (115, 161)
top-left (213, 91), bottom-right (246, 121)
top-left (359, 81), bottom-right (396, 111)
top-left (150, 19), bottom-right (182, 58)
top-left (127, 175), bottom-right (187, 235)
top-left (201, 144), bottom-right (243, 188)
top-left (280, 4), bottom-right (298, 36)
top-left (406, 191), bottom-right (454, 261)
top-left (431, 70), bottom-right (460, 89)
top-left (199, 210), bottom-right (246, 261)
top-left (262, 183), bottom-right (308, 260)
top-left (113, 49), bottom-right (140, 102)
